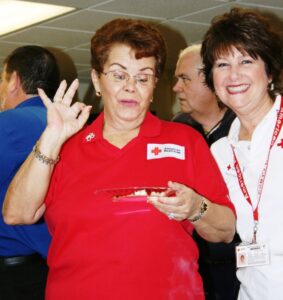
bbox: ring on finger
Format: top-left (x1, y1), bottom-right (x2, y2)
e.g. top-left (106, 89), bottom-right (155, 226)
top-left (168, 212), bottom-right (175, 220)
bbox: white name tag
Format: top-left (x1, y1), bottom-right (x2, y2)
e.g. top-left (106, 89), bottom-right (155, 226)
top-left (236, 242), bottom-right (270, 268)
top-left (147, 143), bottom-right (185, 160)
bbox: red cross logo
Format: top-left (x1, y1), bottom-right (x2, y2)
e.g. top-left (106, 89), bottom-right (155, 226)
top-left (151, 147), bottom-right (162, 156)
top-left (227, 164), bottom-right (231, 170)
top-left (277, 138), bottom-right (283, 148)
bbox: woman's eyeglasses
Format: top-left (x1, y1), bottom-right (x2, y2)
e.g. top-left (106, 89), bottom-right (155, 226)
top-left (102, 70), bottom-right (156, 87)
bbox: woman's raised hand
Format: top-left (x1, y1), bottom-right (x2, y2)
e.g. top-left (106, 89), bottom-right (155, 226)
top-left (38, 79), bottom-right (92, 145)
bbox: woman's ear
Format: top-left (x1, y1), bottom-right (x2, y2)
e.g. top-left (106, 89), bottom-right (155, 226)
top-left (91, 69), bottom-right (101, 96)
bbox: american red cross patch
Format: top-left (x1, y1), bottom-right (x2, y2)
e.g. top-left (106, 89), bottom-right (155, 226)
top-left (147, 143), bottom-right (185, 160)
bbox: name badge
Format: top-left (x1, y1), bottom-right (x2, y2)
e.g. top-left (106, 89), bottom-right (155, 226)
top-left (236, 242), bottom-right (270, 268)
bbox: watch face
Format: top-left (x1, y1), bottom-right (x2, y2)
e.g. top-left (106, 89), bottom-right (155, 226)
top-left (188, 200), bottom-right (207, 222)
top-left (201, 201), bottom-right (208, 213)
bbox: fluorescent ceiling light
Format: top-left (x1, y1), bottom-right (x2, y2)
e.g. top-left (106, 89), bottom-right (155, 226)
top-left (0, 0), bottom-right (75, 36)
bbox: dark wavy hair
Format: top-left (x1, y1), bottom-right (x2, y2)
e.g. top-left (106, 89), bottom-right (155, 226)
top-left (4, 45), bottom-right (60, 98)
top-left (91, 18), bottom-right (167, 78)
top-left (201, 8), bottom-right (283, 99)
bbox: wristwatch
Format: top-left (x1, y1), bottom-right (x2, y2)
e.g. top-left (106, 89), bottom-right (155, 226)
top-left (188, 199), bottom-right (208, 223)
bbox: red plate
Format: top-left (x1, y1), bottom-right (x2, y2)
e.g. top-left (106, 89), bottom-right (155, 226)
top-left (95, 187), bottom-right (175, 202)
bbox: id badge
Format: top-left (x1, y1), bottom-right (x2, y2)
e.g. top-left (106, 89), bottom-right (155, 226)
top-left (236, 243), bottom-right (270, 268)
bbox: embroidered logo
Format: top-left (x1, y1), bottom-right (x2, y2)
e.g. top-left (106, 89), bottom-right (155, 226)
top-left (147, 143), bottom-right (185, 160)
top-left (85, 132), bottom-right (95, 142)
top-left (225, 161), bottom-right (239, 178)
top-left (277, 138), bottom-right (283, 148)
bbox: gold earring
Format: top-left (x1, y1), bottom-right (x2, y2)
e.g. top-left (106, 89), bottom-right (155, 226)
top-left (96, 91), bottom-right (101, 97)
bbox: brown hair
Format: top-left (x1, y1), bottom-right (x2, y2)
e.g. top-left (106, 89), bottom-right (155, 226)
top-left (201, 8), bottom-right (283, 98)
top-left (91, 19), bottom-right (167, 78)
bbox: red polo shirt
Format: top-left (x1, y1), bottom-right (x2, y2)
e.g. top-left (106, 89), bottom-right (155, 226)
top-left (44, 112), bottom-right (235, 300)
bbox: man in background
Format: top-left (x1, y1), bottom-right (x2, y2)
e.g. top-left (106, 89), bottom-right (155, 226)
top-left (173, 44), bottom-right (235, 146)
top-left (0, 45), bottom-right (60, 299)
top-left (173, 44), bottom-right (239, 300)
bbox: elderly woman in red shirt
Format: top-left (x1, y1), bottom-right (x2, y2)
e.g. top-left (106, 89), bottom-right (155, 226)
top-left (3, 18), bottom-right (235, 300)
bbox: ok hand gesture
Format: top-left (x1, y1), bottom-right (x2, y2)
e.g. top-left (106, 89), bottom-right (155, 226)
top-left (38, 79), bottom-right (92, 146)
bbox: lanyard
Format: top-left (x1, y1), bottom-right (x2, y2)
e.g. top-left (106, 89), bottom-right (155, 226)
top-left (231, 97), bottom-right (283, 243)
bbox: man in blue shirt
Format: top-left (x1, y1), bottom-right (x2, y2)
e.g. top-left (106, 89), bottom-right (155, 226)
top-left (0, 45), bottom-right (60, 299)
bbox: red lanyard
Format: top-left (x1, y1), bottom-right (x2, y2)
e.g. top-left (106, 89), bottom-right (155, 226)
top-left (231, 97), bottom-right (283, 242)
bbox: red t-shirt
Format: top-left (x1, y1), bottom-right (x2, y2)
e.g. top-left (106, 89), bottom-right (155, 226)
top-left (44, 112), bottom-right (235, 300)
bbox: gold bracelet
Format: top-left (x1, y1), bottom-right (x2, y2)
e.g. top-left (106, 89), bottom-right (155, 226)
top-left (188, 198), bottom-right (208, 223)
top-left (32, 142), bottom-right (60, 165)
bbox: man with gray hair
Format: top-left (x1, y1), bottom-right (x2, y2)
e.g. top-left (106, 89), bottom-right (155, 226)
top-left (173, 44), bottom-right (235, 145)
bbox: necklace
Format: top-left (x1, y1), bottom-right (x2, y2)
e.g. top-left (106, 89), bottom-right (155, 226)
top-left (204, 119), bottom-right (222, 137)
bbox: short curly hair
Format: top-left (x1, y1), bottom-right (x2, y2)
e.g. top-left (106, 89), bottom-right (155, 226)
top-left (91, 18), bottom-right (167, 79)
top-left (201, 8), bottom-right (283, 99)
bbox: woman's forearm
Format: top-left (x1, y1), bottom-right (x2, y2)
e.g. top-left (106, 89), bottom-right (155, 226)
top-left (3, 80), bottom-right (91, 225)
top-left (3, 130), bottom-right (61, 225)
top-left (193, 199), bottom-right (236, 243)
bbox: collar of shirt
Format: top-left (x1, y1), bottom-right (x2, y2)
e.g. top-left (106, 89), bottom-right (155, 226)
top-left (15, 96), bottom-right (44, 109)
top-left (227, 94), bottom-right (282, 147)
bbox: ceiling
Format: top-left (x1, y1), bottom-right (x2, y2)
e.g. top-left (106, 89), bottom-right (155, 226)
top-left (0, 0), bottom-right (282, 85)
